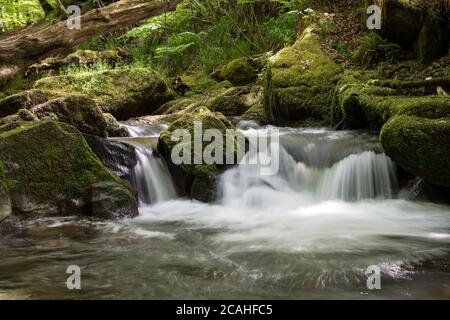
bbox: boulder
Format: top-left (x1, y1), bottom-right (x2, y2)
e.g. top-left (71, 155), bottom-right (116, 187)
top-left (0, 121), bottom-right (138, 218)
top-left (0, 95), bottom-right (108, 137)
top-left (0, 89), bottom-right (54, 118)
top-left (264, 26), bottom-right (342, 125)
top-left (211, 57), bottom-right (259, 86)
top-left (157, 106), bottom-right (245, 202)
top-left (381, 113), bottom-right (450, 187)
top-left (208, 86), bottom-right (263, 117)
top-left (84, 134), bottom-right (137, 183)
top-left (88, 181), bottom-right (137, 219)
top-left (34, 68), bottom-right (175, 120)
top-left (103, 113), bottom-right (130, 137)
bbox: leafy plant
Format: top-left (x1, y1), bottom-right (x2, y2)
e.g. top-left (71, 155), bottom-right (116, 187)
top-left (354, 32), bottom-right (404, 69)
top-left (0, 0), bottom-right (44, 31)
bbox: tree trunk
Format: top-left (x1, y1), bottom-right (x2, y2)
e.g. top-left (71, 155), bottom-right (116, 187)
top-left (38, 0), bottom-right (55, 16)
top-left (0, 0), bottom-right (184, 83)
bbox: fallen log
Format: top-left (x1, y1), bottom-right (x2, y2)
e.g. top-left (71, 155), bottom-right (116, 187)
top-left (0, 0), bottom-right (184, 83)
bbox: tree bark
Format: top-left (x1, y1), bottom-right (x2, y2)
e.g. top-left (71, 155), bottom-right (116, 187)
top-left (0, 0), bottom-right (184, 69)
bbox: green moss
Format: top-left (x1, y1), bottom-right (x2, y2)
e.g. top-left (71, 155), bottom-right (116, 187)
top-left (160, 106), bottom-right (239, 175)
top-left (211, 57), bottom-right (258, 86)
top-left (264, 26), bottom-right (343, 124)
top-left (65, 49), bottom-right (120, 63)
top-left (34, 68), bottom-right (175, 120)
top-left (0, 89), bottom-right (56, 118)
top-left (0, 121), bottom-right (120, 210)
top-left (158, 106), bottom-right (245, 201)
top-left (333, 70), bottom-right (450, 129)
top-left (381, 114), bottom-right (450, 187)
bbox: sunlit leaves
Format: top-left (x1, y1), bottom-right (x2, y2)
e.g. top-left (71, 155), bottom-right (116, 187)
top-left (0, 0), bottom-right (44, 32)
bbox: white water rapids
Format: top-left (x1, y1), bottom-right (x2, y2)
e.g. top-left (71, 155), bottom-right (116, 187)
top-left (1, 124), bottom-right (448, 299)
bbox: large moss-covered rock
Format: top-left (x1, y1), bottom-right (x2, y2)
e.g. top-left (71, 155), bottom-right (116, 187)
top-left (264, 27), bottom-right (342, 125)
top-left (157, 106), bottom-right (245, 202)
top-left (381, 114), bottom-right (450, 187)
top-left (34, 68), bottom-right (175, 120)
top-left (0, 121), bottom-right (137, 218)
top-left (0, 95), bottom-right (108, 137)
top-left (208, 86), bottom-right (263, 117)
top-left (211, 57), bottom-right (259, 86)
top-left (334, 73), bottom-right (450, 129)
top-left (0, 89), bottom-right (54, 118)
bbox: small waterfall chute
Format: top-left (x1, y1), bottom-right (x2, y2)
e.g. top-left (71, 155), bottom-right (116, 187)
top-left (133, 147), bottom-right (177, 205)
top-left (318, 151), bottom-right (397, 201)
top-left (121, 123), bottom-right (177, 206)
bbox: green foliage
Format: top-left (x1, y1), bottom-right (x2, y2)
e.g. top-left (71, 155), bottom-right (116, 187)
top-left (0, 0), bottom-right (44, 32)
top-left (76, 0), bottom-right (311, 76)
top-left (354, 32), bottom-right (404, 69)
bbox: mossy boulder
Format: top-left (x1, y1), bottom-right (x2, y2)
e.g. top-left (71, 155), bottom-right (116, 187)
top-left (0, 89), bottom-right (55, 118)
top-left (158, 106), bottom-right (245, 202)
top-left (0, 95), bottom-right (108, 137)
top-left (208, 86), bottom-right (263, 117)
top-left (381, 114), bottom-right (450, 187)
top-left (103, 113), bottom-right (130, 137)
top-left (0, 121), bottom-right (138, 218)
top-left (264, 26), bottom-right (342, 125)
top-left (34, 68), bottom-right (175, 120)
top-left (211, 57), bottom-right (259, 86)
top-left (334, 73), bottom-right (450, 129)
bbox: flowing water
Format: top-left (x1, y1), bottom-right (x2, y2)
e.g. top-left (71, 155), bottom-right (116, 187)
top-left (0, 124), bottom-right (449, 299)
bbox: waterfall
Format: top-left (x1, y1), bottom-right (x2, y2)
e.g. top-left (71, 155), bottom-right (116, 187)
top-left (133, 147), bottom-right (177, 205)
top-left (121, 123), bottom-right (177, 206)
top-left (219, 141), bottom-right (397, 207)
top-left (318, 151), bottom-right (397, 201)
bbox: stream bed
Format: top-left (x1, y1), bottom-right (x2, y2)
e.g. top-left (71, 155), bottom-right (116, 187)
top-left (0, 126), bottom-right (449, 299)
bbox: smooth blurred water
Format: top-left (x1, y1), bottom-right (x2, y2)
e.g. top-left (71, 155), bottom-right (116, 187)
top-left (0, 126), bottom-right (449, 299)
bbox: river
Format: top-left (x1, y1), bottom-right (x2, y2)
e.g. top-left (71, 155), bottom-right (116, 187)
top-left (0, 123), bottom-right (449, 299)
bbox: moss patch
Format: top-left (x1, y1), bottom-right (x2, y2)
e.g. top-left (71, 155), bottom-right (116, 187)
top-left (34, 68), bottom-right (175, 120)
top-left (158, 106), bottom-right (245, 201)
top-left (0, 121), bottom-right (127, 216)
top-left (381, 114), bottom-right (450, 187)
top-left (264, 26), bottom-right (343, 124)
top-left (211, 57), bottom-right (259, 86)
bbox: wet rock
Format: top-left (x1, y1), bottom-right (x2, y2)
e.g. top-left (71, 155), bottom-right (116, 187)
top-left (208, 86), bottom-right (263, 117)
top-left (88, 181), bottom-right (138, 219)
top-left (0, 121), bottom-right (137, 219)
top-left (158, 106), bottom-right (246, 202)
top-left (84, 134), bottom-right (137, 183)
top-left (104, 113), bottom-right (130, 137)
